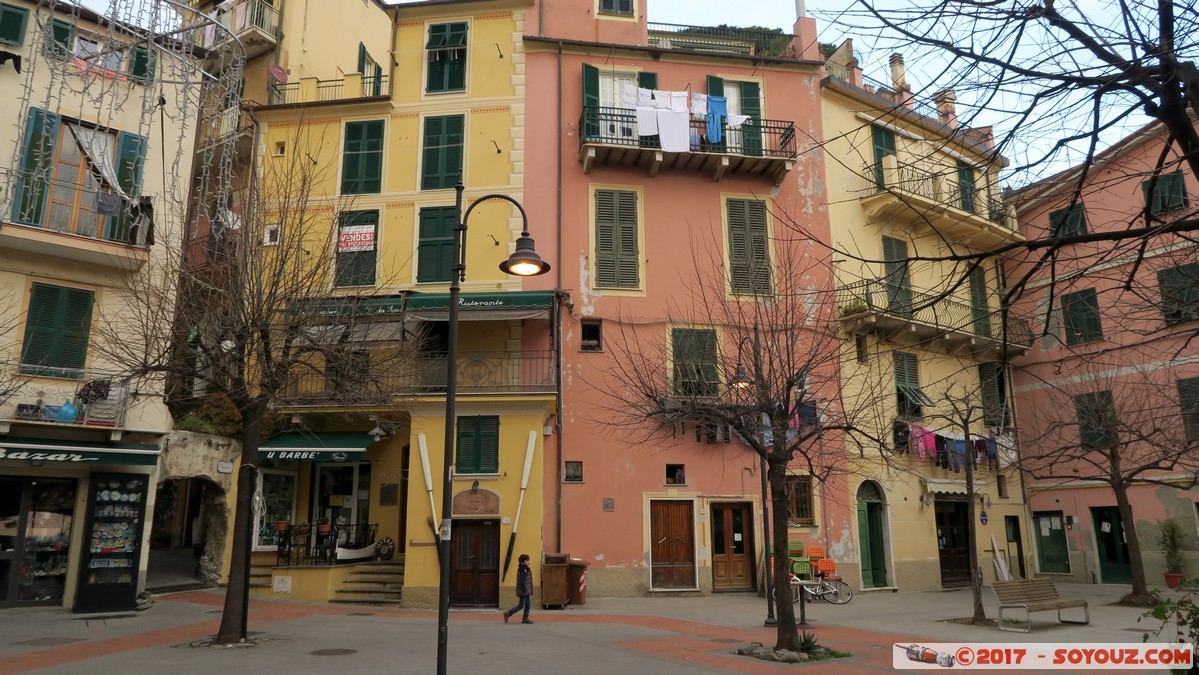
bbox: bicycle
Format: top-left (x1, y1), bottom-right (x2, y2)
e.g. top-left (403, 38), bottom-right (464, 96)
top-left (770, 570), bottom-right (853, 605)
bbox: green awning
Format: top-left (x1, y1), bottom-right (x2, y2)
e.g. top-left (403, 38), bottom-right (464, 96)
top-left (259, 432), bottom-right (375, 462)
top-left (406, 291), bottom-right (555, 321)
top-left (0, 437), bottom-right (160, 465)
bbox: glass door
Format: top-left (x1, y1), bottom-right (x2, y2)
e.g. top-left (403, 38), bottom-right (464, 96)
top-left (253, 470), bottom-right (296, 550)
top-left (0, 478), bottom-right (22, 605)
top-left (314, 463), bottom-right (370, 545)
top-left (20, 480), bottom-right (75, 603)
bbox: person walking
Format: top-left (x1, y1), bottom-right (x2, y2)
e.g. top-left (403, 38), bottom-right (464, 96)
top-left (502, 553), bottom-right (534, 624)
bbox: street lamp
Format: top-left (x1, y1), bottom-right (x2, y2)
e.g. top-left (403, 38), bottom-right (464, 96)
top-left (730, 322), bottom-right (777, 627)
top-left (437, 180), bottom-right (549, 675)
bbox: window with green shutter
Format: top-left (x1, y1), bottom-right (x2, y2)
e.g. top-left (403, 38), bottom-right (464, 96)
top-left (672, 328), bottom-right (719, 397)
top-left (1061, 288), bottom-right (1103, 345)
top-left (1142, 171), bottom-right (1188, 215)
top-left (1048, 203), bottom-right (1087, 238)
top-left (334, 210), bottom-right (377, 287)
top-left (978, 362), bottom-right (1009, 426)
top-left (1157, 263), bottom-right (1199, 325)
top-left (13, 107), bottom-right (59, 226)
top-left (129, 44), bottom-right (154, 82)
top-left (968, 264), bottom-right (991, 337)
top-left (727, 198), bottom-right (771, 295)
top-left (341, 120), bottom-right (383, 194)
top-left (421, 115), bottom-right (464, 190)
top-left (594, 189), bottom-right (638, 289)
top-left (456, 415), bottom-right (499, 474)
top-left (957, 160), bottom-right (977, 213)
top-left (881, 235), bottom-right (912, 318)
top-left (426, 22), bottom-right (467, 93)
top-left (0, 3), bottom-right (29, 46)
top-left (1075, 390), bottom-right (1118, 449)
top-left (108, 131), bottom-right (148, 243)
top-left (20, 283), bottom-right (95, 376)
top-left (871, 125), bottom-right (896, 189)
top-left (417, 206), bottom-right (456, 283)
top-left (893, 351), bottom-right (932, 418)
top-left (45, 18), bottom-right (74, 58)
top-left (1178, 377), bottom-right (1199, 442)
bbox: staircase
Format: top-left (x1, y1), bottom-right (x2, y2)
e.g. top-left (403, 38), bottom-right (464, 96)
top-left (249, 560), bottom-right (273, 589)
top-left (330, 558), bottom-right (405, 606)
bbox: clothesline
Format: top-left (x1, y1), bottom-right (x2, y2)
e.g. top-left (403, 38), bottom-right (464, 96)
top-left (619, 84), bottom-right (750, 151)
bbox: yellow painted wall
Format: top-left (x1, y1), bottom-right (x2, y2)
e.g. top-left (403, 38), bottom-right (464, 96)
top-left (276, 0), bottom-right (392, 83)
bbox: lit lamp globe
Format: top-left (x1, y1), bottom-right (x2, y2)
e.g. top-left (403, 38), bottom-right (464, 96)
top-left (499, 234), bottom-right (551, 276)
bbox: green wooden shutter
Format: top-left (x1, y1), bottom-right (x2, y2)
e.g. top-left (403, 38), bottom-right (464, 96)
top-left (1049, 204), bottom-right (1087, 237)
top-left (373, 62), bottom-right (383, 96)
top-left (129, 44), bottom-right (154, 82)
top-left (881, 236), bottom-right (911, 317)
top-left (426, 26), bottom-right (446, 92)
top-left (456, 416), bottom-right (477, 473)
top-left (421, 115), bottom-right (463, 190)
top-left (1157, 263), bottom-right (1199, 324)
top-left (358, 42), bottom-right (367, 74)
top-left (446, 24), bottom-right (466, 91)
top-left (1076, 391), bottom-right (1117, 449)
top-left (871, 125), bottom-right (896, 188)
top-left (582, 63), bottom-right (600, 140)
top-left (707, 75), bottom-right (724, 96)
top-left (739, 81), bottom-right (762, 157)
top-left (969, 264), bottom-right (991, 337)
top-left (46, 18), bottom-right (73, 57)
top-left (727, 199), bottom-right (770, 295)
top-left (1062, 289), bottom-right (1103, 345)
top-left (342, 120), bottom-right (383, 194)
top-left (0, 4), bottom-right (30, 46)
top-left (672, 328), bottom-right (717, 396)
top-left (637, 71), bottom-right (657, 89)
top-left (594, 190), bottom-right (639, 289)
top-left (13, 108), bottom-right (59, 225)
top-left (1168, 172), bottom-right (1188, 211)
top-left (1179, 377), bottom-right (1199, 441)
top-left (335, 210), bottom-right (378, 287)
top-left (456, 416), bottom-right (499, 473)
top-left (857, 502), bottom-right (873, 586)
top-left (20, 283), bottom-right (94, 374)
top-left (478, 416), bottom-right (499, 473)
top-left (957, 160), bottom-right (976, 213)
top-left (109, 132), bottom-right (147, 243)
top-left (417, 206), bottom-right (456, 283)
top-left (979, 363), bottom-right (1003, 426)
top-left (1142, 172), bottom-right (1187, 214)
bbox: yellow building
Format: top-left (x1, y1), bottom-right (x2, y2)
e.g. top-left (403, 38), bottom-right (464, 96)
top-left (821, 47), bottom-right (1034, 590)
top-left (202, 0), bottom-right (553, 609)
top-left (0, 0), bottom-right (199, 611)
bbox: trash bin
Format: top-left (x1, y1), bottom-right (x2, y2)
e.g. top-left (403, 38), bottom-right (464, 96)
top-left (542, 553), bottom-right (569, 609)
top-left (567, 558), bottom-right (589, 606)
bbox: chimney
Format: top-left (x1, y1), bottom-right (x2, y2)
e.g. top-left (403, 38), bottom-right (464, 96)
top-left (934, 89), bottom-right (958, 128)
top-left (795, 0), bottom-right (806, 19)
top-left (890, 53), bottom-right (913, 109)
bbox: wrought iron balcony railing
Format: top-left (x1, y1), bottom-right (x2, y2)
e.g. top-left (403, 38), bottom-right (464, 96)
top-left (269, 74), bottom-right (389, 105)
top-left (836, 278), bottom-right (1034, 348)
top-left (646, 23), bottom-right (800, 58)
top-left (580, 106), bottom-right (797, 159)
top-left (867, 160), bottom-right (1014, 231)
top-left (281, 350), bottom-right (557, 402)
top-left (3, 364), bottom-right (132, 429)
top-left (198, 0), bottom-right (280, 49)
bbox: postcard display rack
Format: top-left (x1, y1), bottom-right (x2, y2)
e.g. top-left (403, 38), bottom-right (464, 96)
top-left (74, 472), bottom-right (150, 612)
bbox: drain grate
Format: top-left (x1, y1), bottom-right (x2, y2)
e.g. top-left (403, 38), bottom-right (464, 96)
top-left (347, 612), bottom-right (374, 616)
top-left (310, 648), bottom-right (358, 656)
top-left (14, 637), bottom-right (88, 647)
top-left (709, 638), bottom-right (740, 644)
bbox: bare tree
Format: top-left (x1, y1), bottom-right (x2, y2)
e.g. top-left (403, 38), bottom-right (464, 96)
top-left (92, 122), bottom-right (421, 644)
top-left (1017, 359), bottom-right (1199, 599)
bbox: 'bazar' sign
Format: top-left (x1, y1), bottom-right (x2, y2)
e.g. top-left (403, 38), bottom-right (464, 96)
top-left (0, 449), bottom-right (97, 462)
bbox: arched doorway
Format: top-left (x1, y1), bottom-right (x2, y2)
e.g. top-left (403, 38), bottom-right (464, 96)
top-left (856, 480), bottom-right (888, 588)
top-left (146, 477), bottom-right (226, 591)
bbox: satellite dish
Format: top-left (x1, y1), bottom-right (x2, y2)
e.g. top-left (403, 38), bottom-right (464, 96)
top-left (268, 64), bottom-right (288, 83)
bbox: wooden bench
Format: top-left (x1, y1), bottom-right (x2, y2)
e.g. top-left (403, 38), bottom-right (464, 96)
top-left (993, 578), bottom-right (1089, 632)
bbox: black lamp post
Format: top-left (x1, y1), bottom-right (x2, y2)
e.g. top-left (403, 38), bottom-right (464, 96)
top-left (730, 322), bottom-right (776, 627)
top-left (437, 180), bottom-right (550, 675)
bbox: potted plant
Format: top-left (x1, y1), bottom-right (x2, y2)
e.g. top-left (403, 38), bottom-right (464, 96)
top-left (839, 299), bottom-right (869, 316)
top-left (275, 518), bottom-right (289, 532)
top-left (317, 517), bottom-right (331, 535)
top-left (1160, 518), bottom-right (1185, 588)
top-left (295, 521), bottom-right (310, 536)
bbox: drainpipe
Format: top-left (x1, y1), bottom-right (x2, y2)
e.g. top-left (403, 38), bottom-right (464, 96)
top-left (388, 7), bottom-right (398, 93)
top-left (554, 39), bottom-right (565, 552)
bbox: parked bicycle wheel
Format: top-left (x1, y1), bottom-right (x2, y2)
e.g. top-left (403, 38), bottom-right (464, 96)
top-left (770, 584), bottom-right (802, 604)
top-left (821, 580), bottom-right (853, 604)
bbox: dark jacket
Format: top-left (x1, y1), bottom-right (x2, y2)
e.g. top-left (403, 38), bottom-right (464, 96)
top-left (515, 565), bottom-right (533, 597)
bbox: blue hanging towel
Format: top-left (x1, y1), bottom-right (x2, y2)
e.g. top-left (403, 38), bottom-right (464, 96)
top-left (706, 95), bottom-right (727, 144)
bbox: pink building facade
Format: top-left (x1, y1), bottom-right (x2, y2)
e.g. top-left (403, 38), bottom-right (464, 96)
top-left (1010, 122), bottom-right (1199, 586)
top-left (523, 1), bottom-right (848, 595)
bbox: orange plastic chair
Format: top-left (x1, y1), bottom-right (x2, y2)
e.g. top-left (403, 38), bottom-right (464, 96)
top-left (806, 545), bottom-right (826, 560)
top-left (815, 557), bottom-right (838, 579)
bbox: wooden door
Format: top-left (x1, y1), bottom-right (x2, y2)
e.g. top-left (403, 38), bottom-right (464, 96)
top-left (857, 481), bottom-right (888, 588)
top-left (1033, 511), bottom-right (1069, 574)
top-left (1091, 506), bottom-right (1132, 584)
top-left (450, 519), bottom-right (499, 607)
top-left (650, 500), bottom-right (695, 589)
top-left (935, 499), bottom-right (971, 587)
top-left (711, 503), bottom-right (753, 590)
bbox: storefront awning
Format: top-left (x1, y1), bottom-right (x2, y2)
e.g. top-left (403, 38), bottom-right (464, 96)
top-left (259, 432), bottom-right (375, 462)
top-left (0, 437), bottom-right (160, 465)
top-left (405, 290), bottom-right (555, 321)
top-left (922, 478), bottom-right (989, 495)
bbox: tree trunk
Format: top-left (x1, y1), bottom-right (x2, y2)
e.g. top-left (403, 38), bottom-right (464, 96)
top-left (768, 459), bottom-right (797, 650)
top-left (1113, 480), bottom-right (1149, 598)
top-left (964, 445), bottom-right (985, 623)
top-left (215, 404), bottom-right (265, 644)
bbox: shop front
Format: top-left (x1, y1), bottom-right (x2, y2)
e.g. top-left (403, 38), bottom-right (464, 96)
top-left (0, 436), bottom-right (160, 612)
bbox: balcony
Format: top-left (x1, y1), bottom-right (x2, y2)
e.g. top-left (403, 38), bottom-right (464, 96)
top-left (837, 278), bottom-right (1034, 355)
top-left (1, 170), bottom-right (153, 269)
top-left (646, 23), bottom-right (801, 58)
top-left (2, 365), bottom-right (133, 430)
top-left (578, 107), bottom-right (796, 183)
top-left (280, 350), bottom-right (557, 405)
top-left (197, 0), bottom-right (280, 62)
top-left (268, 74), bottom-right (389, 106)
top-left (197, 105), bottom-right (252, 147)
top-left (860, 157), bottom-right (1023, 248)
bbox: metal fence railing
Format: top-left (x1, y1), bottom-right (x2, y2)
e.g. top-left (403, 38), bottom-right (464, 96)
top-left (646, 23), bottom-right (799, 58)
top-left (580, 107), bottom-right (797, 159)
top-left (269, 74), bottom-right (389, 106)
top-left (868, 161), bottom-right (1015, 230)
top-left (199, 0), bottom-right (281, 49)
top-left (3, 363), bottom-right (132, 428)
top-left (837, 278), bottom-right (1034, 347)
